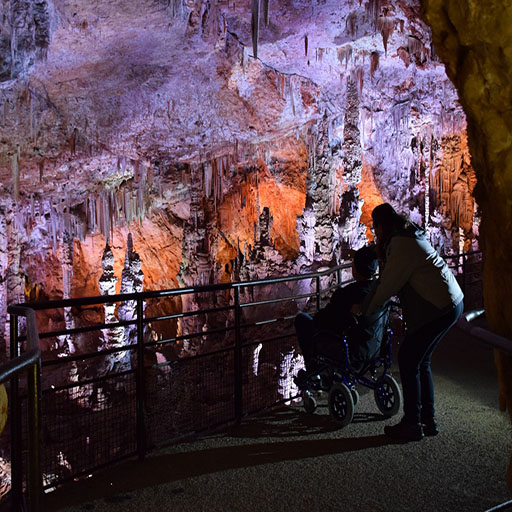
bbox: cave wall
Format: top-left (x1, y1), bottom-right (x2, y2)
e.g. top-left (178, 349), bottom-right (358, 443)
top-left (0, 0), bottom-right (480, 363)
top-left (421, 0), bottom-right (512, 487)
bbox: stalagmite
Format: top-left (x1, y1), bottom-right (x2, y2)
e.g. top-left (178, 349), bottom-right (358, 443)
top-left (98, 243), bottom-right (125, 376)
top-left (424, 131), bottom-right (432, 232)
top-left (117, 233), bottom-right (144, 371)
top-left (57, 232), bottom-right (75, 355)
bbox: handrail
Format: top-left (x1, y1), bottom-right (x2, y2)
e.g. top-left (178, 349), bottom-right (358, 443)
top-left (457, 310), bottom-right (512, 355)
top-left (16, 263), bottom-right (350, 312)
top-left (0, 251), bottom-right (482, 509)
top-left (0, 307), bottom-right (41, 383)
top-left (1, 305), bottom-right (42, 512)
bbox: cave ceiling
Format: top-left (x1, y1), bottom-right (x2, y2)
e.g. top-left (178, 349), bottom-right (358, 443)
top-left (0, 0), bottom-right (462, 202)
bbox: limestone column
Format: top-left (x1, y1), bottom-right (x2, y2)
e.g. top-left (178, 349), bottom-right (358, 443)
top-left (117, 233), bottom-right (144, 370)
top-left (57, 232), bottom-right (75, 355)
top-left (98, 243), bottom-right (123, 374)
top-left (0, 211), bottom-right (8, 360)
top-left (5, 217), bottom-right (24, 357)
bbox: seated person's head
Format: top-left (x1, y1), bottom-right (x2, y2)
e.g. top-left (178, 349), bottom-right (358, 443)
top-left (352, 246), bottom-right (378, 281)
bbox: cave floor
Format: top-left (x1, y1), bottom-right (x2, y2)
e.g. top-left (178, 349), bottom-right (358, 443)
top-left (43, 326), bottom-right (511, 512)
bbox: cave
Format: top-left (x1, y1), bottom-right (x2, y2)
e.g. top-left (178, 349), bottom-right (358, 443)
top-left (1, 0), bottom-right (512, 503)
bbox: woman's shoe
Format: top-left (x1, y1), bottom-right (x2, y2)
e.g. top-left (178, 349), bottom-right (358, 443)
top-left (384, 419), bottom-right (424, 441)
top-left (421, 418), bottom-right (439, 436)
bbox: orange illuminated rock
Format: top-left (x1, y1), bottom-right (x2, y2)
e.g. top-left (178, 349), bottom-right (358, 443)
top-left (358, 159), bottom-right (384, 241)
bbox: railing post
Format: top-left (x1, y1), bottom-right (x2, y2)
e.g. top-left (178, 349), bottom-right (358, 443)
top-left (336, 268), bottom-right (342, 288)
top-left (10, 313), bottom-right (24, 510)
top-left (135, 298), bottom-right (146, 459)
top-left (462, 252), bottom-right (467, 298)
top-left (27, 359), bottom-right (42, 512)
top-left (316, 275), bottom-right (322, 312)
top-left (234, 286), bottom-right (242, 423)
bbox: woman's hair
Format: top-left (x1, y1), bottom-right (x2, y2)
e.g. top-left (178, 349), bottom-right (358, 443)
top-left (371, 203), bottom-right (409, 232)
top-left (371, 203), bottom-right (416, 255)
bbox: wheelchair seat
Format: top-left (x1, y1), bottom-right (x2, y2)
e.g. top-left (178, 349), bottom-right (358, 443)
top-left (294, 301), bottom-right (401, 427)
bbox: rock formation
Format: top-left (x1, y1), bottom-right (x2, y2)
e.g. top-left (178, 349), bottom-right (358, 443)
top-left (421, 0), bottom-right (512, 488)
top-left (5, 0), bottom-right (512, 491)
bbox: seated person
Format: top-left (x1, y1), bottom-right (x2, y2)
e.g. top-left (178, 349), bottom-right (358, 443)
top-left (295, 245), bottom-right (387, 376)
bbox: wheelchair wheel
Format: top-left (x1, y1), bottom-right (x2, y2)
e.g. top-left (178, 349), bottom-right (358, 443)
top-left (328, 383), bottom-right (354, 426)
top-left (302, 391), bottom-right (317, 414)
top-left (350, 387), bottom-right (359, 407)
top-left (374, 374), bottom-right (401, 417)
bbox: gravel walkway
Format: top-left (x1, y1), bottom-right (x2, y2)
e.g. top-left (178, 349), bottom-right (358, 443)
top-left (45, 326), bottom-right (512, 512)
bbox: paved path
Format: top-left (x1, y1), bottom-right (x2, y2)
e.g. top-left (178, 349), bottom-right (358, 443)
top-left (45, 326), bottom-right (512, 512)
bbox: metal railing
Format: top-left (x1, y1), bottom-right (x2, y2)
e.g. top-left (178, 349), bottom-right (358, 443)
top-left (0, 250), bottom-right (482, 510)
top-left (445, 250), bottom-right (483, 310)
top-left (0, 306), bottom-right (42, 512)
top-left (1, 261), bottom-right (353, 510)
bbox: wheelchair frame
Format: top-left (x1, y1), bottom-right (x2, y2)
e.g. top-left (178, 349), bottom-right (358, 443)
top-left (296, 309), bottom-right (402, 427)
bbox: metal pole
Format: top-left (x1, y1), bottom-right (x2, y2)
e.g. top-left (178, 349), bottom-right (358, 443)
top-left (27, 359), bottom-right (42, 512)
top-left (336, 268), bottom-right (342, 288)
top-left (135, 298), bottom-right (146, 459)
top-left (316, 275), bottom-right (322, 312)
top-left (234, 287), bottom-right (242, 423)
top-left (10, 314), bottom-right (24, 511)
top-left (462, 252), bottom-right (467, 298)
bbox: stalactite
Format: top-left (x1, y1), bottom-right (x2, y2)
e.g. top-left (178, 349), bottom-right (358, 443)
top-left (263, 0), bottom-right (269, 25)
top-left (68, 128), bottom-right (77, 155)
top-left (38, 159), bottom-right (44, 183)
top-left (366, 0), bottom-right (382, 29)
top-left (10, 153), bottom-right (19, 201)
top-left (316, 47), bottom-right (327, 63)
top-left (377, 17), bottom-right (395, 55)
top-left (355, 67), bottom-right (364, 95)
top-left (288, 76), bottom-right (296, 116)
top-left (408, 35), bottom-right (424, 61)
top-left (370, 51), bottom-right (379, 77)
top-left (392, 100), bottom-right (410, 132)
top-left (304, 34), bottom-right (308, 57)
top-left (203, 162), bottom-right (212, 198)
top-left (10, 26), bottom-right (16, 78)
top-left (251, 0), bottom-right (260, 59)
top-left (29, 88), bottom-right (35, 141)
top-left (241, 45), bottom-right (247, 74)
top-left (345, 11), bottom-right (358, 38)
top-left (337, 46), bottom-right (352, 69)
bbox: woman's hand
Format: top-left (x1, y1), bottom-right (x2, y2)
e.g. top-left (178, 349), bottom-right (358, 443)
top-left (351, 304), bottom-right (362, 316)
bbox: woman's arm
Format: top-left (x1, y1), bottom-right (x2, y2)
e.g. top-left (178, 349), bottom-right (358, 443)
top-left (362, 237), bottom-right (416, 315)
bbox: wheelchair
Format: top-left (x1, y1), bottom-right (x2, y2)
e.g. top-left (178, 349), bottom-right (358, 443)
top-left (294, 305), bottom-right (402, 427)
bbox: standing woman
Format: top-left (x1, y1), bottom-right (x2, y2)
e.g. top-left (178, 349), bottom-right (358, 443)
top-left (361, 203), bottom-right (464, 440)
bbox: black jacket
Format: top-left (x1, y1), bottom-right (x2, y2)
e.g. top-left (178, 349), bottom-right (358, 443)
top-left (313, 280), bottom-right (388, 365)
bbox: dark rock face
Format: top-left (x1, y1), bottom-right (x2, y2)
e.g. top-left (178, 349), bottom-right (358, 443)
top-left (0, 0), bottom-right (54, 82)
top-left (421, 0), bottom-right (512, 489)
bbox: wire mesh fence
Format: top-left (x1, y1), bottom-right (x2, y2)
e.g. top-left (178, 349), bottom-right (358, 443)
top-left (0, 252), bottom-right (482, 507)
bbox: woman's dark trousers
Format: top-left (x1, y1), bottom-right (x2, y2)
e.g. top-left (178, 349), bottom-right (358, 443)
top-left (398, 300), bottom-right (464, 424)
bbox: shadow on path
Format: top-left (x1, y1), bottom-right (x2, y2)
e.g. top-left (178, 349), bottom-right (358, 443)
top-left (45, 430), bottom-right (397, 510)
